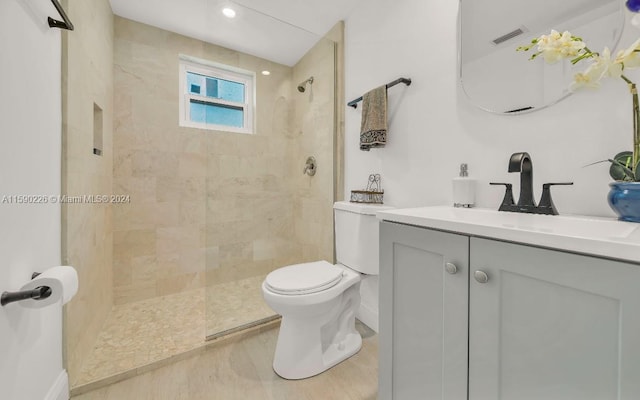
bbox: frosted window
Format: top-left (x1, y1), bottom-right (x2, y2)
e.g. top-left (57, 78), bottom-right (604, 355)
top-left (180, 57), bottom-right (254, 134)
top-left (189, 100), bottom-right (244, 128)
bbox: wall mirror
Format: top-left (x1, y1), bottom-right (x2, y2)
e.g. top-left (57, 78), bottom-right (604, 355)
top-left (459, 0), bottom-right (624, 114)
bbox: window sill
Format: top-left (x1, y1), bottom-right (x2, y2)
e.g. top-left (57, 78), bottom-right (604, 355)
top-left (179, 120), bottom-right (254, 135)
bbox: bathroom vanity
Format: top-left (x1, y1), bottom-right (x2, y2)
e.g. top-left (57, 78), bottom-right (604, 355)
top-left (377, 207), bottom-right (640, 400)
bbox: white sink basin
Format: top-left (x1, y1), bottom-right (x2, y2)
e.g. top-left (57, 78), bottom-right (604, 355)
top-left (377, 206), bottom-right (640, 263)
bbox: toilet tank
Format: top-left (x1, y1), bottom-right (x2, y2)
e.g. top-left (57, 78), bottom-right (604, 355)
top-left (334, 201), bottom-right (394, 275)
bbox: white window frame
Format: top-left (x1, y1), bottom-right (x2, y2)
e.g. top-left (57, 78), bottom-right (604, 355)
top-left (179, 55), bottom-right (255, 134)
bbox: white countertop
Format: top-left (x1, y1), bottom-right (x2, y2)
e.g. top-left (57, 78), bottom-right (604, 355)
top-left (377, 206), bottom-right (640, 264)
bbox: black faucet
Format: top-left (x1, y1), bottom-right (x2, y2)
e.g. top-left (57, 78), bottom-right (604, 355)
top-left (508, 152), bottom-right (536, 208)
top-left (491, 152), bottom-right (573, 215)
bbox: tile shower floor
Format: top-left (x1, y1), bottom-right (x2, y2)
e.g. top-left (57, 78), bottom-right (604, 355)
top-left (73, 275), bottom-right (275, 389)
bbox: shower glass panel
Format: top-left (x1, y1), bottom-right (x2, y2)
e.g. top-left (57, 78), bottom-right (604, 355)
top-left (204, 36), bottom-right (337, 339)
top-left (61, 0), bottom-right (340, 387)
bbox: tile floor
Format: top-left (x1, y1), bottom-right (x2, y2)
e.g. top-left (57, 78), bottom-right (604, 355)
top-left (71, 321), bottom-right (378, 400)
top-left (73, 275), bottom-right (275, 390)
top-left (205, 275), bottom-right (276, 338)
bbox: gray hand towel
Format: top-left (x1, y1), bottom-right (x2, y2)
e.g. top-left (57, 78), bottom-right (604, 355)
top-left (360, 86), bottom-right (388, 151)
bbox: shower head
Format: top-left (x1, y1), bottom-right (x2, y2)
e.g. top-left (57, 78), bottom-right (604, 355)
top-left (297, 76), bottom-right (314, 93)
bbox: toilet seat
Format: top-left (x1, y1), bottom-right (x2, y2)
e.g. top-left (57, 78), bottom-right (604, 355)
top-left (265, 261), bottom-right (344, 295)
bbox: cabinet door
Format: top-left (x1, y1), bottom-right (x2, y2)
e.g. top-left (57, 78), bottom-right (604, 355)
top-left (469, 237), bottom-right (640, 400)
top-left (379, 222), bottom-right (469, 400)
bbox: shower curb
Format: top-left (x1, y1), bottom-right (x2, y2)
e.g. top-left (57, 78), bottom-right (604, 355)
top-left (69, 317), bottom-right (281, 397)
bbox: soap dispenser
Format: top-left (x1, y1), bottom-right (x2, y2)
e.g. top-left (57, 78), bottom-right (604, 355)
top-left (453, 163), bottom-right (476, 208)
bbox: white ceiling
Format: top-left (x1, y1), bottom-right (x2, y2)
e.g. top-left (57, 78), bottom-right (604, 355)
top-left (109, 0), bottom-right (362, 66)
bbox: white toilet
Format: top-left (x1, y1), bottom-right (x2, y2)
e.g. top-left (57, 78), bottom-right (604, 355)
top-left (262, 201), bottom-right (392, 379)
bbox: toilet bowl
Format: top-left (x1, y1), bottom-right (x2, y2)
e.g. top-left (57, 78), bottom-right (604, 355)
top-left (262, 261), bottom-right (362, 379)
top-left (262, 201), bottom-right (393, 380)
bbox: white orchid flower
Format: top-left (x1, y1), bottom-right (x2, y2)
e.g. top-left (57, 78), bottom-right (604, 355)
top-left (536, 30), bottom-right (586, 64)
top-left (571, 48), bottom-right (621, 90)
top-left (519, 30), bottom-right (640, 182)
top-left (570, 60), bottom-right (606, 91)
top-left (598, 47), bottom-right (624, 79)
top-left (615, 38), bottom-right (640, 68)
top-left (521, 29), bottom-right (636, 90)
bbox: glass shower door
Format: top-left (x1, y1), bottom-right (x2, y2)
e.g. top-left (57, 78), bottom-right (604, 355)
top-left (204, 35), bottom-right (337, 339)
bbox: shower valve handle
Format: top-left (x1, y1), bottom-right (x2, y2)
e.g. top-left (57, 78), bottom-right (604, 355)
top-left (303, 156), bottom-right (317, 176)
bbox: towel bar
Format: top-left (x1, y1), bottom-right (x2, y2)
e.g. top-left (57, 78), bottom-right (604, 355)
top-left (348, 77), bottom-right (411, 109)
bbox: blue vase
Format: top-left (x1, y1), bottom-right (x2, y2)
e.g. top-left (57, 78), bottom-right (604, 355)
top-left (628, 0), bottom-right (640, 12)
top-left (608, 182), bottom-right (640, 222)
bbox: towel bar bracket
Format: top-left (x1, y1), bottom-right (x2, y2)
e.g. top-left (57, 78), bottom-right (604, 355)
top-left (48, 0), bottom-right (74, 31)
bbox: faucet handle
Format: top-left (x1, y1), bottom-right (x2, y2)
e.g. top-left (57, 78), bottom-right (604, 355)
top-left (538, 182), bottom-right (573, 215)
top-left (542, 182), bottom-right (574, 187)
top-left (489, 182), bottom-right (515, 211)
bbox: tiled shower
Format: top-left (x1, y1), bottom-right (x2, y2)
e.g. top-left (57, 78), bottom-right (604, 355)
top-left (61, 0), bottom-right (341, 392)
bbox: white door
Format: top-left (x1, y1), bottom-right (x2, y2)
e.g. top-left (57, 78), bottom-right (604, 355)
top-left (469, 237), bottom-right (640, 400)
top-left (0, 1), bottom-right (64, 399)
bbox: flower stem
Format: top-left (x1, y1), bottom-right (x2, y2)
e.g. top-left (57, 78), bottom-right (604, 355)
top-left (632, 83), bottom-right (640, 180)
top-left (570, 46), bottom-right (596, 65)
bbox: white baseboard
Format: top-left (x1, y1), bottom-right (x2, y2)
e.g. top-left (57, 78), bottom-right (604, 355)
top-left (44, 370), bottom-right (69, 400)
top-left (356, 303), bottom-right (378, 333)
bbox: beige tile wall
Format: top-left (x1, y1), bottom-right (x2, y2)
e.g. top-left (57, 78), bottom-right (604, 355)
top-left (113, 17), bottom-right (343, 341)
top-left (113, 17), bottom-right (307, 305)
top-left (291, 33), bottom-right (340, 263)
top-left (61, 0), bottom-right (114, 383)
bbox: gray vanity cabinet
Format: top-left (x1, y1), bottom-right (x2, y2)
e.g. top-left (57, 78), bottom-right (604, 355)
top-left (380, 221), bottom-right (640, 400)
top-left (379, 222), bottom-right (469, 400)
top-left (469, 237), bottom-right (640, 400)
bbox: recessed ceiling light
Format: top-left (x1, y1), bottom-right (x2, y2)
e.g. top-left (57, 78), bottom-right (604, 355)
top-left (222, 7), bottom-right (236, 18)
top-left (261, 70), bottom-right (271, 76)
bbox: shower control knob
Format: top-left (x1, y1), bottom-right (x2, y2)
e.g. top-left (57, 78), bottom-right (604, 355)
top-left (474, 270), bottom-right (489, 284)
top-left (445, 262), bottom-right (458, 275)
top-left (303, 156), bottom-right (317, 176)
